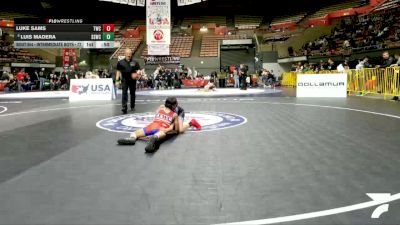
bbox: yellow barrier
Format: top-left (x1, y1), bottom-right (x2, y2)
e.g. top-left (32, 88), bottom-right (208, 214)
top-left (282, 67), bottom-right (400, 98)
top-left (281, 72), bottom-right (297, 87)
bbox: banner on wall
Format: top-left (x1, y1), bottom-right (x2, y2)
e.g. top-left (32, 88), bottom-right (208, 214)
top-left (63, 49), bottom-right (78, 72)
top-left (177, 0), bottom-right (186, 6)
top-left (62, 48), bottom-right (69, 73)
top-left (177, 0), bottom-right (203, 6)
top-left (71, 49), bottom-right (78, 70)
top-left (144, 55), bottom-right (180, 65)
top-left (296, 74), bottom-right (347, 97)
top-left (69, 78), bottom-right (115, 101)
top-left (148, 44), bottom-right (170, 55)
top-left (136, 0), bottom-right (145, 6)
top-left (146, 0), bottom-right (171, 45)
top-left (127, 0), bottom-right (136, 6)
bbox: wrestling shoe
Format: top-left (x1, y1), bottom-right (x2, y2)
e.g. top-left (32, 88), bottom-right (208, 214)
top-left (145, 136), bottom-right (158, 153)
top-left (189, 119), bottom-right (202, 130)
top-left (117, 137), bottom-right (136, 145)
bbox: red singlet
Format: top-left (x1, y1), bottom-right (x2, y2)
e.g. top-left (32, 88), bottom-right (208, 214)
top-left (152, 108), bottom-right (175, 128)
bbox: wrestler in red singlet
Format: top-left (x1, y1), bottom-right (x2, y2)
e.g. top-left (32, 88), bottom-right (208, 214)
top-left (143, 106), bottom-right (176, 136)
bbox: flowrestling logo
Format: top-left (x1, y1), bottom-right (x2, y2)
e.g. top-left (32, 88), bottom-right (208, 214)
top-left (96, 111), bottom-right (247, 133)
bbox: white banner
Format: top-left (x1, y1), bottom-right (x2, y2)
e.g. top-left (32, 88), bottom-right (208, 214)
top-left (148, 44), bottom-right (170, 55)
top-left (127, 0), bottom-right (137, 5)
top-left (69, 78), bottom-right (115, 101)
top-left (177, 0), bottom-right (186, 6)
top-left (146, 0), bottom-right (171, 45)
top-left (177, 0), bottom-right (204, 5)
top-left (186, 0), bottom-right (201, 4)
top-left (222, 39), bottom-right (252, 45)
top-left (136, 0), bottom-right (145, 6)
top-left (296, 74), bottom-right (347, 97)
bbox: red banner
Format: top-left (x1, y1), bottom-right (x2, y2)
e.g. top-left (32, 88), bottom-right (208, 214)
top-left (71, 49), bottom-right (78, 70)
top-left (63, 49), bottom-right (78, 72)
top-left (62, 49), bottom-right (68, 73)
top-left (182, 79), bottom-right (209, 87)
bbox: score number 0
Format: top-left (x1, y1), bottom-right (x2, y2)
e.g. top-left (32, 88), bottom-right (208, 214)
top-left (102, 24), bottom-right (115, 32)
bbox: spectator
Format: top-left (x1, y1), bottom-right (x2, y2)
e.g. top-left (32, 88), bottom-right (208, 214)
top-left (239, 64), bottom-right (248, 90)
top-left (295, 62), bottom-right (303, 72)
top-left (0, 72), bottom-right (9, 80)
top-left (60, 74), bottom-right (68, 90)
top-left (356, 59), bottom-right (365, 70)
top-left (270, 70), bottom-right (275, 78)
top-left (38, 69), bottom-right (46, 90)
top-left (21, 74), bottom-right (32, 91)
top-left (16, 70), bottom-right (25, 91)
top-left (261, 70), bottom-right (268, 87)
top-left (233, 70), bottom-right (239, 88)
top-left (290, 64), bottom-right (297, 72)
top-left (317, 60), bottom-right (327, 71)
top-left (5, 78), bottom-right (16, 92)
top-left (337, 60), bottom-right (350, 72)
top-left (297, 8), bottom-right (400, 57)
top-left (266, 70), bottom-right (276, 86)
top-left (30, 70), bottom-right (39, 90)
top-left (363, 57), bottom-right (372, 68)
top-left (302, 63), bottom-right (312, 72)
top-left (390, 53), bottom-right (400, 101)
top-left (390, 53), bottom-right (400, 67)
top-left (327, 58), bottom-right (337, 70)
top-left (378, 51), bottom-right (396, 68)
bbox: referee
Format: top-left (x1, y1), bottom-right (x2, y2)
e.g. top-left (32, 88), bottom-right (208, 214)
top-left (116, 48), bottom-right (141, 114)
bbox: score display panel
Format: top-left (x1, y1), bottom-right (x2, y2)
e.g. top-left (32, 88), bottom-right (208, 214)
top-left (13, 18), bottom-right (115, 49)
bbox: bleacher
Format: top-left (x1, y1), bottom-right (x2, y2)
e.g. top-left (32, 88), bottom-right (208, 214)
top-left (114, 20), bottom-right (124, 32)
top-left (200, 34), bottom-right (245, 57)
top-left (111, 38), bottom-right (142, 59)
top-left (126, 20), bottom-right (146, 29)
top-left (114, 20), bottom-right (124, 39)
top-left (298, 6), bottom-right (400, 57)
top-left (372, 0), bottom-right (400, 12)
top-left (0, 40), bottom-right (48, 63)
top-left (0, 11), bottom-right (35, 20)
top-left (182, 16), bottom-right (226, 27)
top-left (142, 36), bottom-right (194, 57)
top-left (234, 15), bottom-right (263, 29)
top-left (271, 13), bottom-right (307, 25)
top-left (309, 0), bottom-right (365, 18)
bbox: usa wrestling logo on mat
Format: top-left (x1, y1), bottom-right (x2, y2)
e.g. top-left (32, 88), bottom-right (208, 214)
top-left (96, 112), bottom-right (247, 133)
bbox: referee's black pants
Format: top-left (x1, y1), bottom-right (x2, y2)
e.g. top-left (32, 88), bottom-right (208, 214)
top-left (240, 75), bottom-right (247, 90)
top-left (121, 78), bottom-right (136, 110)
